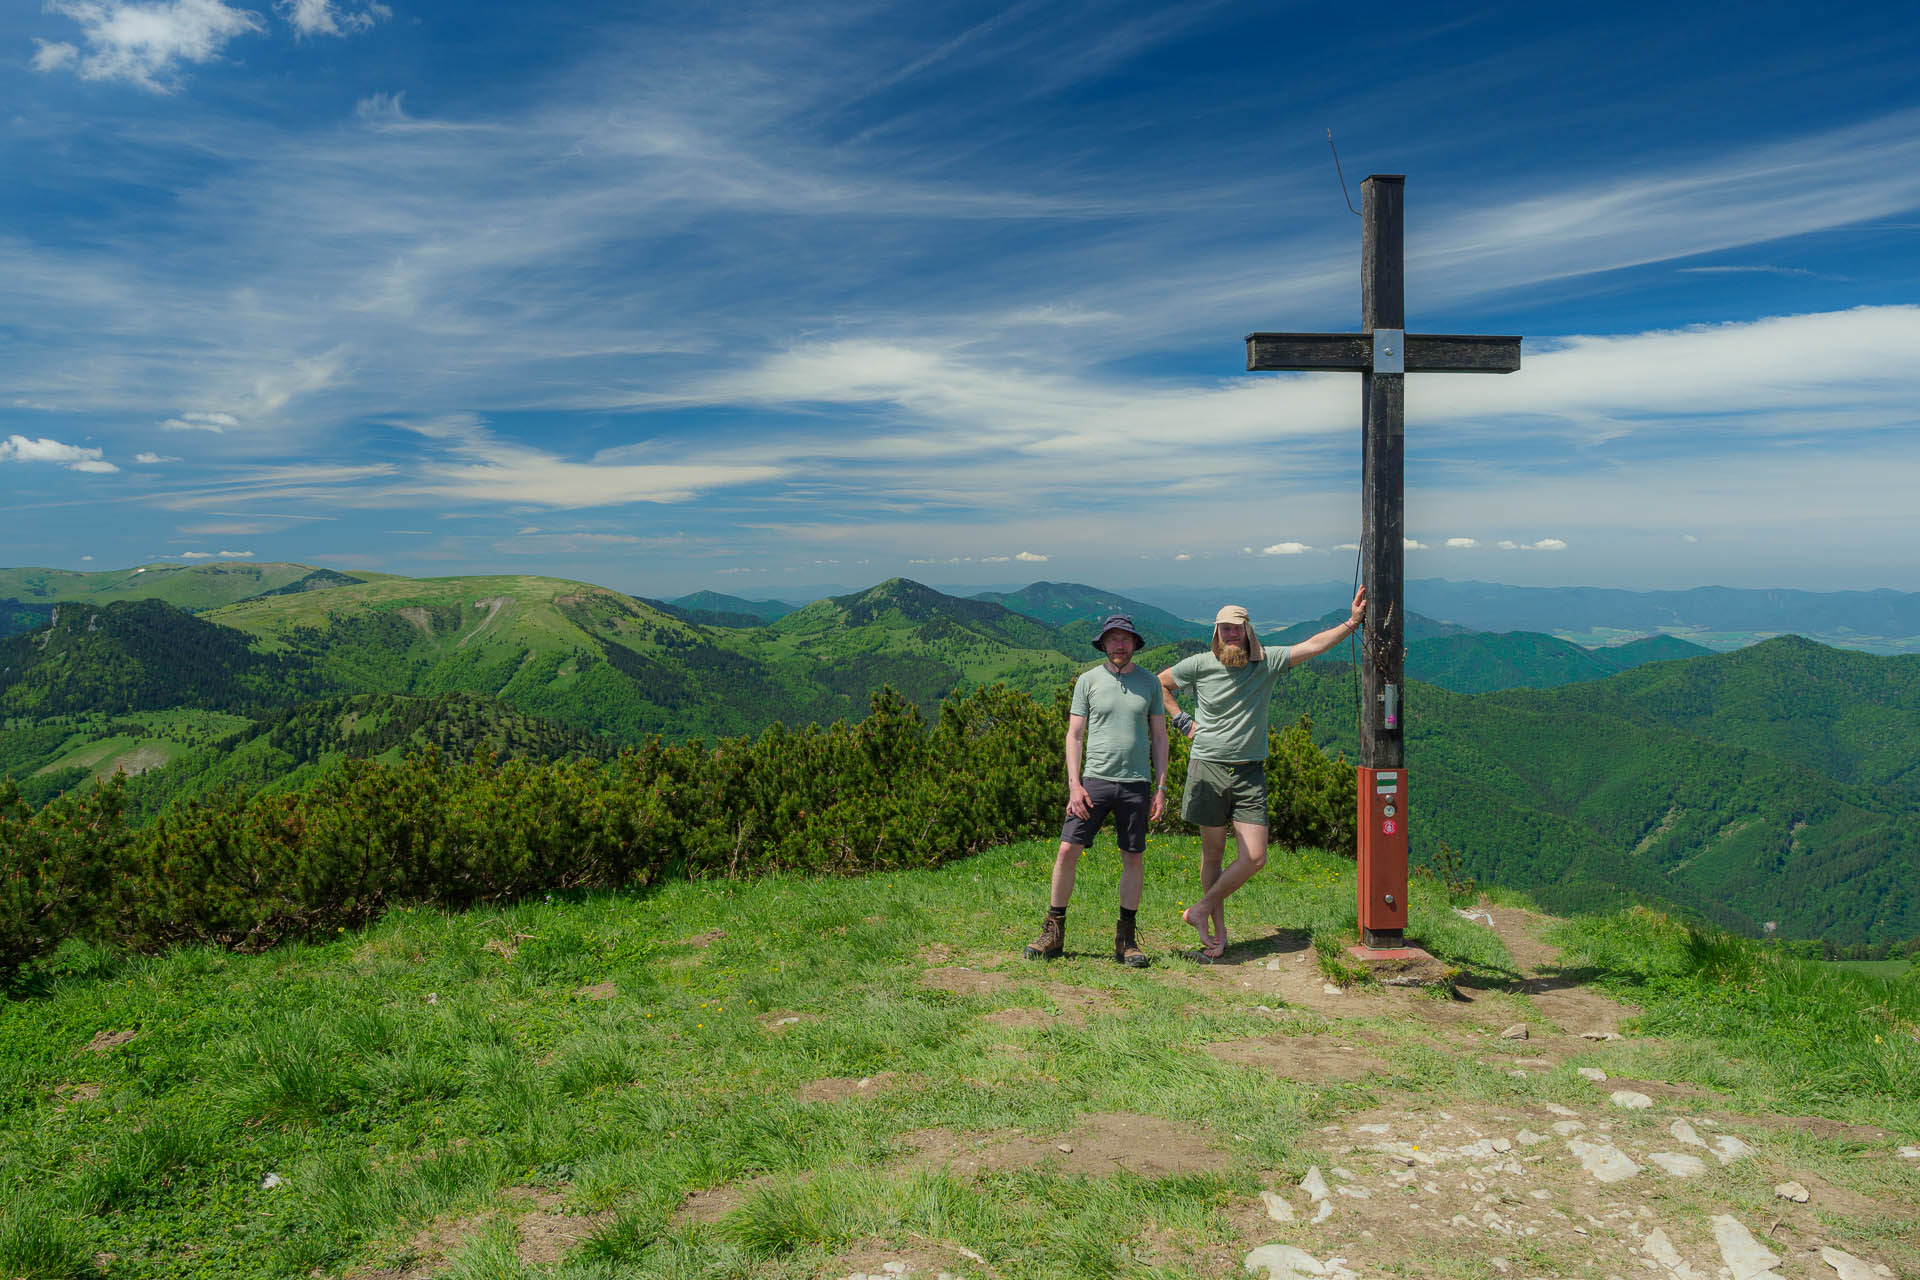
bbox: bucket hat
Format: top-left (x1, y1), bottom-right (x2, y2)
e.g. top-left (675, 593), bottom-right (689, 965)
top-left (1212, 604), bottom-right (1264, 662)
top-left (1091, 613), bottom-right (1148, 653)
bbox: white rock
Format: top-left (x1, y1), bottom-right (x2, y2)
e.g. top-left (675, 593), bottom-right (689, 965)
top-left (1711, 1215), bottom-right (1782, 1280)
top-left (1501, 1024), bottom-right (1529, 1040)
top-left (261, 1172), bottom-right (284, 1189)
top-left (1056, 1143), bottom-right (1073, 1153)
top-left (1568, 1138), bottom-right (1641, 1183)
top-left (1245, 1245), bottom-right (1325, 1278)
top-left (1354, 1123), bottom-right (1391, 1135)
top-left (1300, 1166), bottom-right (1330, 1200)
top-left (1335, 1185), bottom-right (1372, 1199)
top-left (1266, 958), bottom-right (1284, 970)
top-left (1508, 1070), bottom-right (1528, 1079)
top-left (1261, 1190), bottom-right (1297, 1222)
top-left (1330, 1166), bottom-right (1355, 1180)
top-left (1491, 1137), bottom-right (1513, 1153)
top-left (1712, 1134), bottom-right (1757, 1164)
top-left (1642, 1227), bottom-right (1710, 1279)
top-left (1648, 1152), bottom-right (1708, 1178)
top-left (1321, 984), bottom-right (1343, 996)
top-left (1552, 1121), bottom-right (1586, 1136)
top-left (1578, 1067), bottom-right (1608, 1082)
top-left (1544, 1102), bottom-right (1579, 1117)
top-left (883, 1265), bottom-right (909, 1276)
top-left (1516, 1129), bottom-right (1547, 1146)
top-left (777, 1016), bottom-right (801, 1025)
top-left (1897, 1145), bottom-right (1920, 1159)
top-left (1581, 1030), bottom-right (1620, 1041)
top-left (1820, 1246), bottom-right (1886, 1280)
top-left (1610, 1090), bottom-right (1654, 1110)
top-left (1311, 1198), bottom-right (1333, 1224)
top-left (1774, 1181), bottom-right (1809, 1203)
top-left (1669, 1119), bottom-right (1707, 1147)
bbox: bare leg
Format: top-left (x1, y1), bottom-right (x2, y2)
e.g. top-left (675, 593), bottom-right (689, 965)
top-left (1117, 849), bottom-right (1145, 912)
top-left (1183, 820), bottom-right (1269, 955)
top-left (1049, 841), bottom-right (1083, 910)
top-left (1183, 825), bottom-right (1230, 955)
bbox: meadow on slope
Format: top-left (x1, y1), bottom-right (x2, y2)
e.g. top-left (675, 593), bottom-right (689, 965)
top-left (3, 841), bottom-right (1914, 1280)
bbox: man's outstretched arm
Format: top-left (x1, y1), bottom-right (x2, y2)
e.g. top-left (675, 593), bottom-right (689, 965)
top-left (1285, 585), bottom-right (1368, 667)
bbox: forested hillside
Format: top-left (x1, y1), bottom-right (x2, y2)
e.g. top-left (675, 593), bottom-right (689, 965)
top-left (4, 566), bottom-right (1917, 945)
top-left (1276, 647), bottom-right (1920, 944)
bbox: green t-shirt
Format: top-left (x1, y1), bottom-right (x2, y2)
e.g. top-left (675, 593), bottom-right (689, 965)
top-left (1069, 662), bottom-right (1165, 782)
top-left (1166, 645), bottom-right (1294, 763)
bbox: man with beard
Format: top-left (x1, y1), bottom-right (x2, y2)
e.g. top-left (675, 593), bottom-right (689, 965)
top-left (1159, 590), bottom-right (1365, 959)
top-left (1025, 614), bottom-right (1169, 967)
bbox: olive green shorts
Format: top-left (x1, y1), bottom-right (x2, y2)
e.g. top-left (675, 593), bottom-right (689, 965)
top-left (1180, 758), bottom-right (1268, 827)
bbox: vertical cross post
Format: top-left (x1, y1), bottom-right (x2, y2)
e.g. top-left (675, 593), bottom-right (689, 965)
top-left (1358, 175), bottom-right (1407, 947)
top-left (1242, 173), bottom-right (1520, 955)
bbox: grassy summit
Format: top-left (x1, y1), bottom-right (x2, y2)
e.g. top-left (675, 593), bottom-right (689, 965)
top-left (3, 841), bottom-right (1913, 1280)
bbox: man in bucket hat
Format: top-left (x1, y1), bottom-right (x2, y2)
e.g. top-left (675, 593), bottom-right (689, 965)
top-left (1024, 613), bottom-right (1169, 966)
top-left (1159, 588), bottom-right (1366, 959)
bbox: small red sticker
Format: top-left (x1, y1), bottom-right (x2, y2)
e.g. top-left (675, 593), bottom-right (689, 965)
top-left (1382, 819), bottom-right (1398, 836)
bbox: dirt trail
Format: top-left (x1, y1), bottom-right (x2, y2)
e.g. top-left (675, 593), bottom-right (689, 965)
top-left (1472, 902), bottom-right (1643, 1038)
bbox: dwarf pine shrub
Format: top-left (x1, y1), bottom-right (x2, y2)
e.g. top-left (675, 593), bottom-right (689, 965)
top-left (0, 683), bottom-right (1351, 974)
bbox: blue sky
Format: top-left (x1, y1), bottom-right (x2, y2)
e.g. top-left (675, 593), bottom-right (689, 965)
top-left (4, 0), bottom-right (1919, 599)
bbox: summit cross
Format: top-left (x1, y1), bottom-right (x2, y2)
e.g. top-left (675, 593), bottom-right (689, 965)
top-left (1244, 173), bottom-right (1522, 949)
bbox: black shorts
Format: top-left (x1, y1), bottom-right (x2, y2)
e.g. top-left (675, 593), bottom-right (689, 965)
top-left (1060, 778), bottom-right (1151, 853)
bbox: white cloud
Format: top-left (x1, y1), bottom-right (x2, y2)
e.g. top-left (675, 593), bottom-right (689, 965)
top-left (1404, 537), bottom-right (1429, 550)
top-left (81, 554), bottom-right (94, 561)
top-left (1497, 538), bottom-right (1567, 552)
top-left (1331, 542), bottom-right (1358, 552)
top-left (1014, 551), bottom-right (1047, 562)
top-left (1445, 537), bottom-right (1478, 549)
top-left (1, 434), bottom-right (118, 472)
top-left (391, 414), bottom-right (785, 508)
top-left (134, 451), bottom-right (180, 464)
top-left (1682, 534), bottom-right (1700, 543)
top-left (1260, 542), bottom-right (1313, 556)
top-left (1173, 553), bottom-right (1191, 561)
top-left (31, 40), bottom-right (79, 70)
top-left (177, 549), bottom-right (255, 558)
top-left (161, 411), bottom-right (240, 433)
top-left (36, 0), bottom-right (267, 92)
top-left (277, 0), bottom-right (389, 38)
top-left (981, 555), bottom-right (1010, 563)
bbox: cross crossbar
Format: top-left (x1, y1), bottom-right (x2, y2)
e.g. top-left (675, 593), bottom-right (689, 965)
top-left (1245, 332), bottom-right (1522, 373)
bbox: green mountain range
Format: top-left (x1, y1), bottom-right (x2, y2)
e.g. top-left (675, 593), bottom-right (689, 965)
top-left (971, 582), bottom-right (1213, 645)
top-left (5, 564), bottom-right (1917, 944)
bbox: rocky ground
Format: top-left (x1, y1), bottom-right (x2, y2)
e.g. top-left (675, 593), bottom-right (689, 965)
top-left (775, 906), bottom-right (1915, 1280)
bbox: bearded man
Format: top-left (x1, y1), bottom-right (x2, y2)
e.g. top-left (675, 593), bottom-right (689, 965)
top-left (1024, 614), bottom-right (1169, 967)
top-left (1158, 589), bottom-right (1365, 959)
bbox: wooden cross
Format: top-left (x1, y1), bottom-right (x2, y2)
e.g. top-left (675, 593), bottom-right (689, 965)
top-left (1245, 174), bottom-right (1522, 949)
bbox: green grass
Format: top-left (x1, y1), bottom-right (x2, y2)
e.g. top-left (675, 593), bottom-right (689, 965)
top-left (3, 841), bottom-right (1916, 1279)
top-left (1827, 958), bottom-right (1914, 980)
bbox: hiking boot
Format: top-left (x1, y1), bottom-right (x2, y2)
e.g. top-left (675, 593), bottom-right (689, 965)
top-left (1024, 913), bottom-right (1064, 960)
top-left (1114, 918), bottom-right (1149, 968)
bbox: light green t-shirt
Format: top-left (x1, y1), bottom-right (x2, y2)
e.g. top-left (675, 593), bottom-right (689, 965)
top-left (1069, 662), bottom-right (1165, 782)
top-left (1166, 645), bottom-right (1294, 763)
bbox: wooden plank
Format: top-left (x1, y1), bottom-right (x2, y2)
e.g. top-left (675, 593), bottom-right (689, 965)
top-left (1362, 176), bottom-right (1405, 333)
top-left (1245, 332), bottom-right (1370, 371)
top-left (1405, 333), bottom-right (1522, 373)
top-left (1250, 332), bottom-right (1523, 373)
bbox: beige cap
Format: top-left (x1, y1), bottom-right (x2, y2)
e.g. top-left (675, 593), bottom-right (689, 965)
top-left (1212, 604), bottom-right (1263, 661)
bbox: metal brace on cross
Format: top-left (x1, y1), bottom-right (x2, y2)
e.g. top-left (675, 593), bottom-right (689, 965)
top-left (1244, 173), bottom-right (1523, 949)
